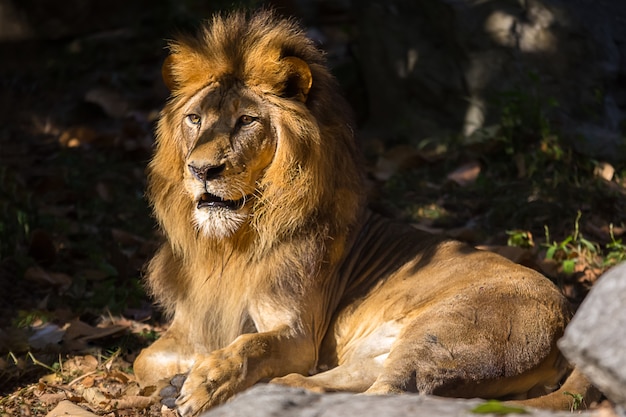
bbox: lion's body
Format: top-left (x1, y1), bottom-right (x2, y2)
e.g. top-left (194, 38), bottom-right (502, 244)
top-left (133, 11), bottom-right (591, 416)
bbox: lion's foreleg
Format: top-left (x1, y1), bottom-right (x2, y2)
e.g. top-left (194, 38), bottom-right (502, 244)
top-left (176, 328), bottom-right (316, 417)
top-left (134, 320), bottom-right (196, 387)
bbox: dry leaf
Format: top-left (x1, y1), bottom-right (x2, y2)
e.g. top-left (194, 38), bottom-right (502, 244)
top-left (82, 387), bottom-right (109, 407)
top-left (63, 320), bottom-right (127, 351)
top-left (58, 126), bottom-right (97, 148)
top-left (161, 404), bottom-right (179, 417)
top-left (109, 370), bottom-right (131, 384)
top-left (123, 381), bottom-right (142, 396)
top-left (24, 266), bottom-right (73, 288)
top-left (594, 162), bottom-right (615, 181)
top-left (28, 323), bottom-right (65, 349)
top-left (39, 373), bottom-right (63, 384)
top-left (110, 395), bottom-right (154, 409)
top-left (46, 400), bottom-right (99, 417)
top-left (446, 160), bottom-right (481, 186)
top-left (64, 355), bottom-right (100, 374)
top-left (37, 392), bottom-right (68, 405)
top-left (81, 375), bottom-right (96, 388)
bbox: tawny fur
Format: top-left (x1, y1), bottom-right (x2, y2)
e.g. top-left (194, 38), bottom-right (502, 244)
top-left (134, 10), bottom-right (598, 417)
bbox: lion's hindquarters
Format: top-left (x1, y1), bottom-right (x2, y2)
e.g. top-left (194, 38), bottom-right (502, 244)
top-left (365, 309), bottom-right (565, 399)
top-left (320, 253), bottom-right (569, 399)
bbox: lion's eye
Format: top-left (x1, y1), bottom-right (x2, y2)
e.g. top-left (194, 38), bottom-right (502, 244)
top-left (186, 114), bottom-right (202, 126)
top-left (238, 115), bottom-right (256, 126)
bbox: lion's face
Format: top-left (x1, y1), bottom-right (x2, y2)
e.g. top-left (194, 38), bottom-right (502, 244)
top-left (149, 18), bottom-right (363, 253)
top-left (179, 81), bottom-right (276, 238)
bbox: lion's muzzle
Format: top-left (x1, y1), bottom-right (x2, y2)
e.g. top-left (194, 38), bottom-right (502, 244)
top-left (188, 163), bottom-right (226, 182)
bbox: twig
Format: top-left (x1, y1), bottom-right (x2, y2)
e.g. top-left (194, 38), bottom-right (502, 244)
top-left (67, 370), bottom-right (100, 387)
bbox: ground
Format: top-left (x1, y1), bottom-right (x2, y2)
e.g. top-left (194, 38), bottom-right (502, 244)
top-left (1, 2), bottom-right (625, 417)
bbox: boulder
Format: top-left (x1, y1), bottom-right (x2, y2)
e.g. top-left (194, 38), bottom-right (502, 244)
top-left (559, 261), bottom-right (626, 413)
top-left (200, 384), bottom-right (602, 417)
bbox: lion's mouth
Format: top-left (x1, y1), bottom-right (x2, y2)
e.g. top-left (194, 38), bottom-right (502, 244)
top-left (197, 192), bottom-right (247, 210)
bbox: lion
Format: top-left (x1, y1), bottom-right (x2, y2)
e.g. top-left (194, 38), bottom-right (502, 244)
top-left (133, 10), bottom-right (597, 417)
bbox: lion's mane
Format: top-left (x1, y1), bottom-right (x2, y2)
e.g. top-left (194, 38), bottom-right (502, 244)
top-left (145, 11), bottom-right (365, 319)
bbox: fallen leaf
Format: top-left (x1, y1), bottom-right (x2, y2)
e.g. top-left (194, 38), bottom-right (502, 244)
top-left (110, 395), bottom-right (154, 409)
top-left (447, 160), bottom-right (481, 186)
top-left (593, 162), bottom-right (614, 181)
top-left (161, 404), bottom-right (179, 417)
top-left (46, 400), bottom-right (99, 417)
top-left (63, 320), bottom-right (127, 351)
top-left (24, 266), bottom-right (73, 288)
top-left (39, 373), bottom-right (63, 384)
top-left (28, 323), bottom-right (65, 349)
top-left (81, 375), bottom-right (96, 388)
top-left (58, 126), bottom-right (98, 148)
top-left (37, 392), bottom-right (68, 405)
top-left (64, 355), bottom-right (100, 374)
top-left (121, 382), bottom-right (140, 398)
top-left (109, 370), bottom-right (131, 384)
top-left (82, 386), bottom-right (109, 407)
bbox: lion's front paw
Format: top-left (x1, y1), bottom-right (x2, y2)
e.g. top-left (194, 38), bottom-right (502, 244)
top-left (175, 354), bottom-right (246, 417)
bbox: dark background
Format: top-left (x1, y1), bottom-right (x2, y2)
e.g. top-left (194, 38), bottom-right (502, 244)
top-left (0, 0), bottom-right (625, 413)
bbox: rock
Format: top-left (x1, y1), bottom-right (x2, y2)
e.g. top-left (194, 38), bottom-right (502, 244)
top-left (352, 0), bottom-right (626, 161)
top-left (559, 261), bottom-right (626, 413)
top-left (200, 384), bottom-right (602, 417)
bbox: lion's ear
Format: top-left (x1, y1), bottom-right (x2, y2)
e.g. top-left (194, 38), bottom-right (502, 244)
top-left (161, 55), bottom-right (177, 92)
top-left (282, 56), bottom-right (312, 102)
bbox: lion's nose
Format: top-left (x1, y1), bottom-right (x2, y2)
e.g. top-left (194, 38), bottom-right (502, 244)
top-left (188, 163), bottom-right (226, 181)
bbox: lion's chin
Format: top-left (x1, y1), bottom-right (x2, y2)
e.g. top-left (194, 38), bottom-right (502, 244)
top-left (193, 205), bottom-right (249, 239)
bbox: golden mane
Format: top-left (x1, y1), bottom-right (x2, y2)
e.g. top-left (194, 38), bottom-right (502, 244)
top-left (145, 10), bottom-right (364, 315)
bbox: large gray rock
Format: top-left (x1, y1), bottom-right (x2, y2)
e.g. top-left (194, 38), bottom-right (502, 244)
top-left (200, 384), bottom-right (602, 417)
top-left (559, 261), bottom-right (626, 412)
